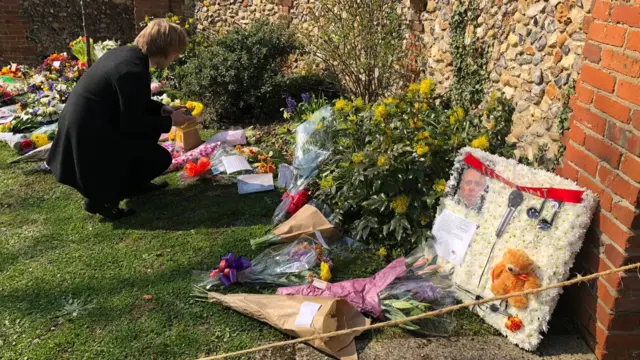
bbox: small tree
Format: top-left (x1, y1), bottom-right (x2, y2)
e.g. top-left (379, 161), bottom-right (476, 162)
top-left (305, 0), bottom-right (406, 103)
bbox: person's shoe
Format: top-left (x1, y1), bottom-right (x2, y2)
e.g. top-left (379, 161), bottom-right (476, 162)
top-left (83, 199), bottom-right (135, 221)
top-left (124, 180), bottom-right (169, 199)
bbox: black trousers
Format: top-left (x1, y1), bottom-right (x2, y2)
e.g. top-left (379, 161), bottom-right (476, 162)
top-left (90, 130), bottom-right (171, 204)
top-left (118, 143), bottom-right (172, 201)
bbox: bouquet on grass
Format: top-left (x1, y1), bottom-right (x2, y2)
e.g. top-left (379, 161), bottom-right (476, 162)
top-left (277, 241), bottom-right (457, 335)
top-left (379, 249), bottom-right (456, 335)
top-left (191, 292), bottom-right (369, 360)
top-left (272, 106), bottom-right (334, 226)
top-left (195, 236), bottom-right (333, 290)
top-left (251, 204), bottom-right (339, 249)
top-left (178, 156), bottom-right (213, 184)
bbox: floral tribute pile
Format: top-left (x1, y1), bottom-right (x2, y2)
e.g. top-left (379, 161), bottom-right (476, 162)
top-left (430, 147), bottom-right (597, 350)
top-left (0, 38), bottom-right (120, 158)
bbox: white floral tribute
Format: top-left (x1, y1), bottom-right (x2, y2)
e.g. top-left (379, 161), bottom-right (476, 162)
top-left (431, 147), bottom-right (598, 350)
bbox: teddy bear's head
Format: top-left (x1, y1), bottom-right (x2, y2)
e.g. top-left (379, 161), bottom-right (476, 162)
top-left (502, 248), bottom-right (534, 275)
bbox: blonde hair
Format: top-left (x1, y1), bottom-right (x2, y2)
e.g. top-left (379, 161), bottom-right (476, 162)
top-left (134, 19), bottom-right (188, 58)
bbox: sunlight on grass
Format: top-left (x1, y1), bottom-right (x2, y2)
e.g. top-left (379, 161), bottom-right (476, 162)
top-left (0, 146), bottom-right (496, 359)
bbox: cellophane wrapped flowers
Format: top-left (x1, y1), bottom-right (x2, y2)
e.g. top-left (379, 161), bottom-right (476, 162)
top-left (272, 106), bottom-right (334, 225)
top-left (195, 236), bottom-right (332, 291)
top-left (379, 243), bottom-right (456, 335)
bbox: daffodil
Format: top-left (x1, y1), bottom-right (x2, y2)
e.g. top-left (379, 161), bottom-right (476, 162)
top-left (320, 262), bottom-right (332, 281)
top-left (348, 114), bottom-right (357, 122)
top-left (471, 135), bottom-right (490, 150)
top-left (391, 195), bottom-right (409, 214)
top-left (417, 131), bottom-right (430, 140)
top-left (435, 179), bottom-right (447, 193)
top-left (377, 247), bottom-right (388, 257)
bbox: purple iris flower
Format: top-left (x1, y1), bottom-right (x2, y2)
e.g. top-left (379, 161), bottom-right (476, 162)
top-left (48, 81), bottom-right (55, 91)
top-left (286, 96), bottom-right (297, 109)
top-left (301, 93), bottom-right (311, 104)
top-left (36, 90), bottom-right (45, 98)
top-left (27, 84), bottom-right (36, 92)
top-left (32, 107), bottom-right (41, 115)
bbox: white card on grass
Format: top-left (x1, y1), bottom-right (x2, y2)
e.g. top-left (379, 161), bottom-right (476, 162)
top-left (221, 155), bottom-right (252, 174)
top-left (237, 174), bottom-right (275, 194)
top-left (294, 302), bottom-right (322, 328)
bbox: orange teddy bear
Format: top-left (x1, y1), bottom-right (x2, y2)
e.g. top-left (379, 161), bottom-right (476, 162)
top-left (491, 248), bottom-right (541, 309)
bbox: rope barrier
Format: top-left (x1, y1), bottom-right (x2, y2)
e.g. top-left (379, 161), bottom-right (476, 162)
top-left (197, 262), bottom-right (640, 360)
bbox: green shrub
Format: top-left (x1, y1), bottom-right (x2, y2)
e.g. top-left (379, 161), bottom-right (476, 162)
top-left (174, 20), bottom-right (302, 127)
top-left (311, 80), bottom-right (515, 251)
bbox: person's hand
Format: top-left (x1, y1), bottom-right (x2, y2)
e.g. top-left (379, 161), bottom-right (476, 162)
top-left (162, 105), bottom-right (188, 116)
top-left (171, 109), bottom-right (198, 127)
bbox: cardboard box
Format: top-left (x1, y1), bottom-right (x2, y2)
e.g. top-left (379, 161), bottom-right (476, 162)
top-left (173, 122), bottom-right (202, 151)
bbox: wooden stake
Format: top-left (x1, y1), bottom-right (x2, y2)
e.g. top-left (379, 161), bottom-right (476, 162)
top-left (80, 0), bottom-right (92, 68)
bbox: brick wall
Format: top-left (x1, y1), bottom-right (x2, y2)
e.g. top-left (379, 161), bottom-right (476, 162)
top-left (556, 1), bottom-right (640, 359)
top-left (0, 0), bottom-right (36, 64)
top-left (0, 0), bottom-right (186, 64)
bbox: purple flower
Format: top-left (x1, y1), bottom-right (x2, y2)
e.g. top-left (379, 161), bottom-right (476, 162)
top-left (27, 84), bottom-right (36, 92)
top-left (301, 93), bottom-right (311, 104)
top-left (411, 283), bottom-right (441, 303)
top-left (285, 107), bottom-right (294, 115)
top-left (286, 96), bottom-right (297, 109)
top-left (36, 90), bottom-right (45, 99)
top-left (48, 81), bottom-right (55, 91)
top-left (32, 107), bottom-right (41, 115)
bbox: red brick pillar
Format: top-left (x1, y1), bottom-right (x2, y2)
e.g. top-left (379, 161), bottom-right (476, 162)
top-left (134, 0), bottom-right (172, 28)
top-left (556, 1), bottom-right (640, 359)
top-left (0, 0), bottom-right (37, 64)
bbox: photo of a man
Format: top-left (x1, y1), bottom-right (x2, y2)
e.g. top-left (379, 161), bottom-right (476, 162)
top-left (455, 167), bottom-right (488, 211)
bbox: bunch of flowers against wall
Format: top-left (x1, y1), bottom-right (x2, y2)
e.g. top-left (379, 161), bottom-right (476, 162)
top-left (430, 147), bottom-right (597, 350)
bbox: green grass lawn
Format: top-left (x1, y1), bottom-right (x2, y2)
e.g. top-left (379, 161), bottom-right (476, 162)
top-left (0, 143), bottom-right (498, 360)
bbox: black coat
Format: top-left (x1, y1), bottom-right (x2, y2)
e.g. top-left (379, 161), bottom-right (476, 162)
top-left (47, 46), bottom-right (173, 203)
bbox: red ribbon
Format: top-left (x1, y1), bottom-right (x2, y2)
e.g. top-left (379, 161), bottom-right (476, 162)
top-left (462, 153), bottom-right (585, 204)
top-left (282, 189), bottom-right (309, 215)
top-left (184, 157), bottom-right (211, 178)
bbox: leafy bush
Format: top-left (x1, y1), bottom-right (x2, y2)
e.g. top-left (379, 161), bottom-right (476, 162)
top-left (305, 0), bottom-right (406, 103)
top-left (174, 20), bottom-right (302, 127)
top-left (311, 81), bottom-right (515, 250)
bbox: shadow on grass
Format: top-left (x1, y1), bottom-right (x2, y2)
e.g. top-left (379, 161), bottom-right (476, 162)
top-left (113, 182), bottom-right (282, 231)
